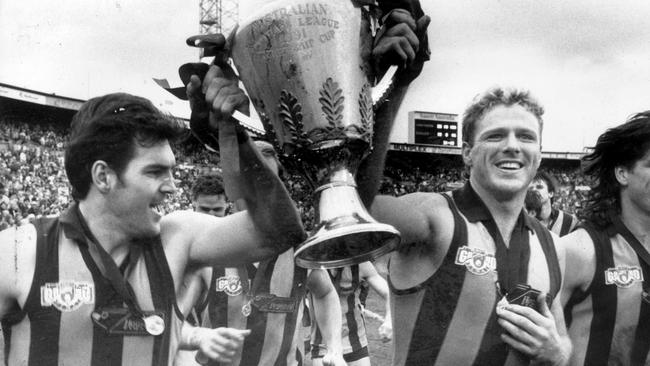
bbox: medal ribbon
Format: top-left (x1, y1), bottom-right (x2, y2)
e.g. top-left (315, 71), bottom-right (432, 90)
top-left (75, 206), bottom-right (145, 318)
top-left (481, 212), bottom-right (531, 296)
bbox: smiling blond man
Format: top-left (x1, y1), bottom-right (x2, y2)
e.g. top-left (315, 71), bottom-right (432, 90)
top-left (358, 87), bottom-right (571, 365)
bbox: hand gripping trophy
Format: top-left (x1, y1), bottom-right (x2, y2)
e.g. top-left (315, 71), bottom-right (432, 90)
top-left (185, 0), bottom-right (428, 269)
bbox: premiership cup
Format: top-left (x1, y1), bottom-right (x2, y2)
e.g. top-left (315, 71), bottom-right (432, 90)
top-left (230, 0), bottom-right (400, 269)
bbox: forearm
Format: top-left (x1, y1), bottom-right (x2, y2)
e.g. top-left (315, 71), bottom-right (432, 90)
top-left (357, 83), bottom-right (410, 208)
top-left (219, 121), bottom-right (306, 250)
top-left (179, 322), bottom-right (203, 350)
top-left (312, 291), bottom-right (343, 354)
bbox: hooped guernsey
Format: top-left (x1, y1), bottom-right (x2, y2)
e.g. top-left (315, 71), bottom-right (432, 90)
top-left (1, 204), bottom-right (184, 366)
top-left (564, 217), bottom-right (650, 366)
top-left (390, 183), bottom-right (562, 366)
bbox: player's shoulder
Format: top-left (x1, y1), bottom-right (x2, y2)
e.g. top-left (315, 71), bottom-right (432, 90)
top-left (398, 191), bottom-right (449, 204)
top-left (559, 227), bottom-right (596, 265)
top-left (161, 210), bottom-right (217, 234)
top-left (0, 224), bottom-right (38, 298)
top-left (0, 223), bottom-right (37, 252)
top-left (396, 191), bottom-right (453, 217)
top-left (559, 227), bottom-right (597, 291)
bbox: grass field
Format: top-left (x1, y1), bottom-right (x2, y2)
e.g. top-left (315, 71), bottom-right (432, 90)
top-left (364, 289), bottom-right (393, 366)
top-left (300, 287), bottom-right (393, 366)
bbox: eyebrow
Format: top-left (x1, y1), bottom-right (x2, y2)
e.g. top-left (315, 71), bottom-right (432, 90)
top-left (199, 206), bottom-right (222, 211)
top-left (479, 126), bottom-right (539, 137)
top-left (143, 163), bottom-right (175, 171)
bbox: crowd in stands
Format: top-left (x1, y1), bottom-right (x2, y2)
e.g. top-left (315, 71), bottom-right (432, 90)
top-left (0, 114), bottom-right (589, 231)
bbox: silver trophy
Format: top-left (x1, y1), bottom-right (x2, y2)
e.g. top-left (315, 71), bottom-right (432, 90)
top-left (229, 0), bottom-right (400, 269)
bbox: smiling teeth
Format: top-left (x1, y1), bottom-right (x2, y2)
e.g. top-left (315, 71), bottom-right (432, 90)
top-left (151, 204), bottom-right (164, 214)
top-left (498, 162), bottom-right (521, 169)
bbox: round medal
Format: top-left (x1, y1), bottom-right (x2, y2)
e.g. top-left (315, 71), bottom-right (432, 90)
top-left (143, 315), bottom-right (165, 336)
top-left (242, 301), bottom-right (252, 317)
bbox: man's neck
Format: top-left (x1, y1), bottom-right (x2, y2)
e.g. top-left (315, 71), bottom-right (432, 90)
top-left (471, 180), bottom-right (525, 247)
top-left (539, 201), bottom-right (553, 223)
top-left (78, 199), bottom-right (131, 261)
top-left (620, 198), bottom-right (650, 250)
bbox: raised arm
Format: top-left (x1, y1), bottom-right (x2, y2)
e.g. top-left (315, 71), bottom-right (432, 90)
top-left (176, 63), bottom-right (305, 266)
top-left (357, 1), bottom-right (430, 208)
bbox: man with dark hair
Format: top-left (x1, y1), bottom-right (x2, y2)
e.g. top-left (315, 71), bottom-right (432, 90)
top-left (357, 86), bottom-right (571, 365)
top-left (191, 174), bottom-right (228, 217)
top-left (528, 171), bottom-right (579, 236)
top-left (0, 92), bottom-right (304, 366)
top-left (561, 112), bottom-right (650, 365)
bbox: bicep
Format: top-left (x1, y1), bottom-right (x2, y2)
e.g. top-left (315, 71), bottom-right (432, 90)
top-left (370, 193), bottom-right (444, 246)
top-left (559, 230), bottom-right (596, 307)
top-left (166, 211), bottom-right (276, 268)
top-left (306, 269), bottom-right (336, 299)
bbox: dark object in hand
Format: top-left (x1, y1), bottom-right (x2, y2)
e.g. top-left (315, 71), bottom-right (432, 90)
top-left (506, 284), bottom-right (543, 312)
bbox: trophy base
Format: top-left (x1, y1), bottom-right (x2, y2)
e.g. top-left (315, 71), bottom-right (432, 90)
top-left (294, 221), bottom-right (400, 269)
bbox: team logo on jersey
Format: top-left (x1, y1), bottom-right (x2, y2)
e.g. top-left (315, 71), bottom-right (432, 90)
top-left (216, 276), bottom-right (244, 296)
top-left (40, 281), bottom-right (95, 312)
top-left (605, 266), bottom-right (644, 288)
top-left (455, 246), bottom-right (497, 275)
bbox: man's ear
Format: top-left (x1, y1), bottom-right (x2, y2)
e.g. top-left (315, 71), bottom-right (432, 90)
top-left (90, 160), bottom-right (114, 194)
top-left (614, 165), bottom-right (629, 186)
top-left (462, 142), bottom-right (473, 167)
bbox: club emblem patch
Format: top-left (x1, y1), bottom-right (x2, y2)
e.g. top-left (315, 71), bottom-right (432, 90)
top-left (605, 266), bottom-right (644, 288)
top-left (216, 276), bottom-right (244, 296)
top-left (455, 246), bottom-right (497, 275)
top-left (41, 281), bottom-right (95, 312)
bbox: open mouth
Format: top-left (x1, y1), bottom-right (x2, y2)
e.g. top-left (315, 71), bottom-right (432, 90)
top-left (150, 204), bottom-right (164, 216)
top-left (496, 161), bottom-right (523, 170)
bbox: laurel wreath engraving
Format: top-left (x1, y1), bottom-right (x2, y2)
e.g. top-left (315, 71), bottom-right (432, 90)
top-left (357, 83), bottom-right (373, 140)
top-left (279, 90), bottom-right (312, 148)
top-left (319, 77), bottom-right (344, 127)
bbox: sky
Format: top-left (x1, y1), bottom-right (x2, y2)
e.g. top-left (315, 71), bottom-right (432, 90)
top-left (1, 0), bottom-right (649, 152)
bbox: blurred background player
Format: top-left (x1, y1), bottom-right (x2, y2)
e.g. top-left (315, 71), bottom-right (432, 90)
top-left (308, 261), bottom-right (392, 366)
top-left (528, 171), bottom-right (579, 236)
top-left (191, 174), bottom-right (228, 217)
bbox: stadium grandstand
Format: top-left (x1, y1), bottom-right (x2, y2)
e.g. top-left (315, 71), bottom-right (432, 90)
top-left (0, 82), bottom-right (590, 232)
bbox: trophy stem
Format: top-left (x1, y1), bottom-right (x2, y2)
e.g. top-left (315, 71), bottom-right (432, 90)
top-left (294, 168), bottom-right (400, 269)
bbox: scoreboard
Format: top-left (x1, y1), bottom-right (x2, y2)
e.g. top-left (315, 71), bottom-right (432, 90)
top-left (408, 111), bottom-right (459, 146)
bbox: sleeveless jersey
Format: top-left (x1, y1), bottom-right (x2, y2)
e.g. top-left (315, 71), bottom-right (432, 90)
top-left (547, 208), bottom-right (579, 237)
top-left (390, 184), bottom-right (561, 366)
top-left (563, 219), bottom-right (650, 366)
top-left (309, 265), bottom-right (369, 362)
top-left (1, 207), bottom-right (184, 366)
top-left (203, 248), bottom-right (307, 366)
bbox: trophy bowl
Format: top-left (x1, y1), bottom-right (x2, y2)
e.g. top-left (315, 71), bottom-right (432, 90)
top-left (230, 0), bottom-right (400, 269)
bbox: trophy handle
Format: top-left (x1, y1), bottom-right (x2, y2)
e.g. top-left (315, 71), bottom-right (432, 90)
top-left (371, 65), bottom-right (398, 106)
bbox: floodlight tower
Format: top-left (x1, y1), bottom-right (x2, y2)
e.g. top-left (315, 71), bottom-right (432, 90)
top-left (199, 0), bottom-right (239, 37)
